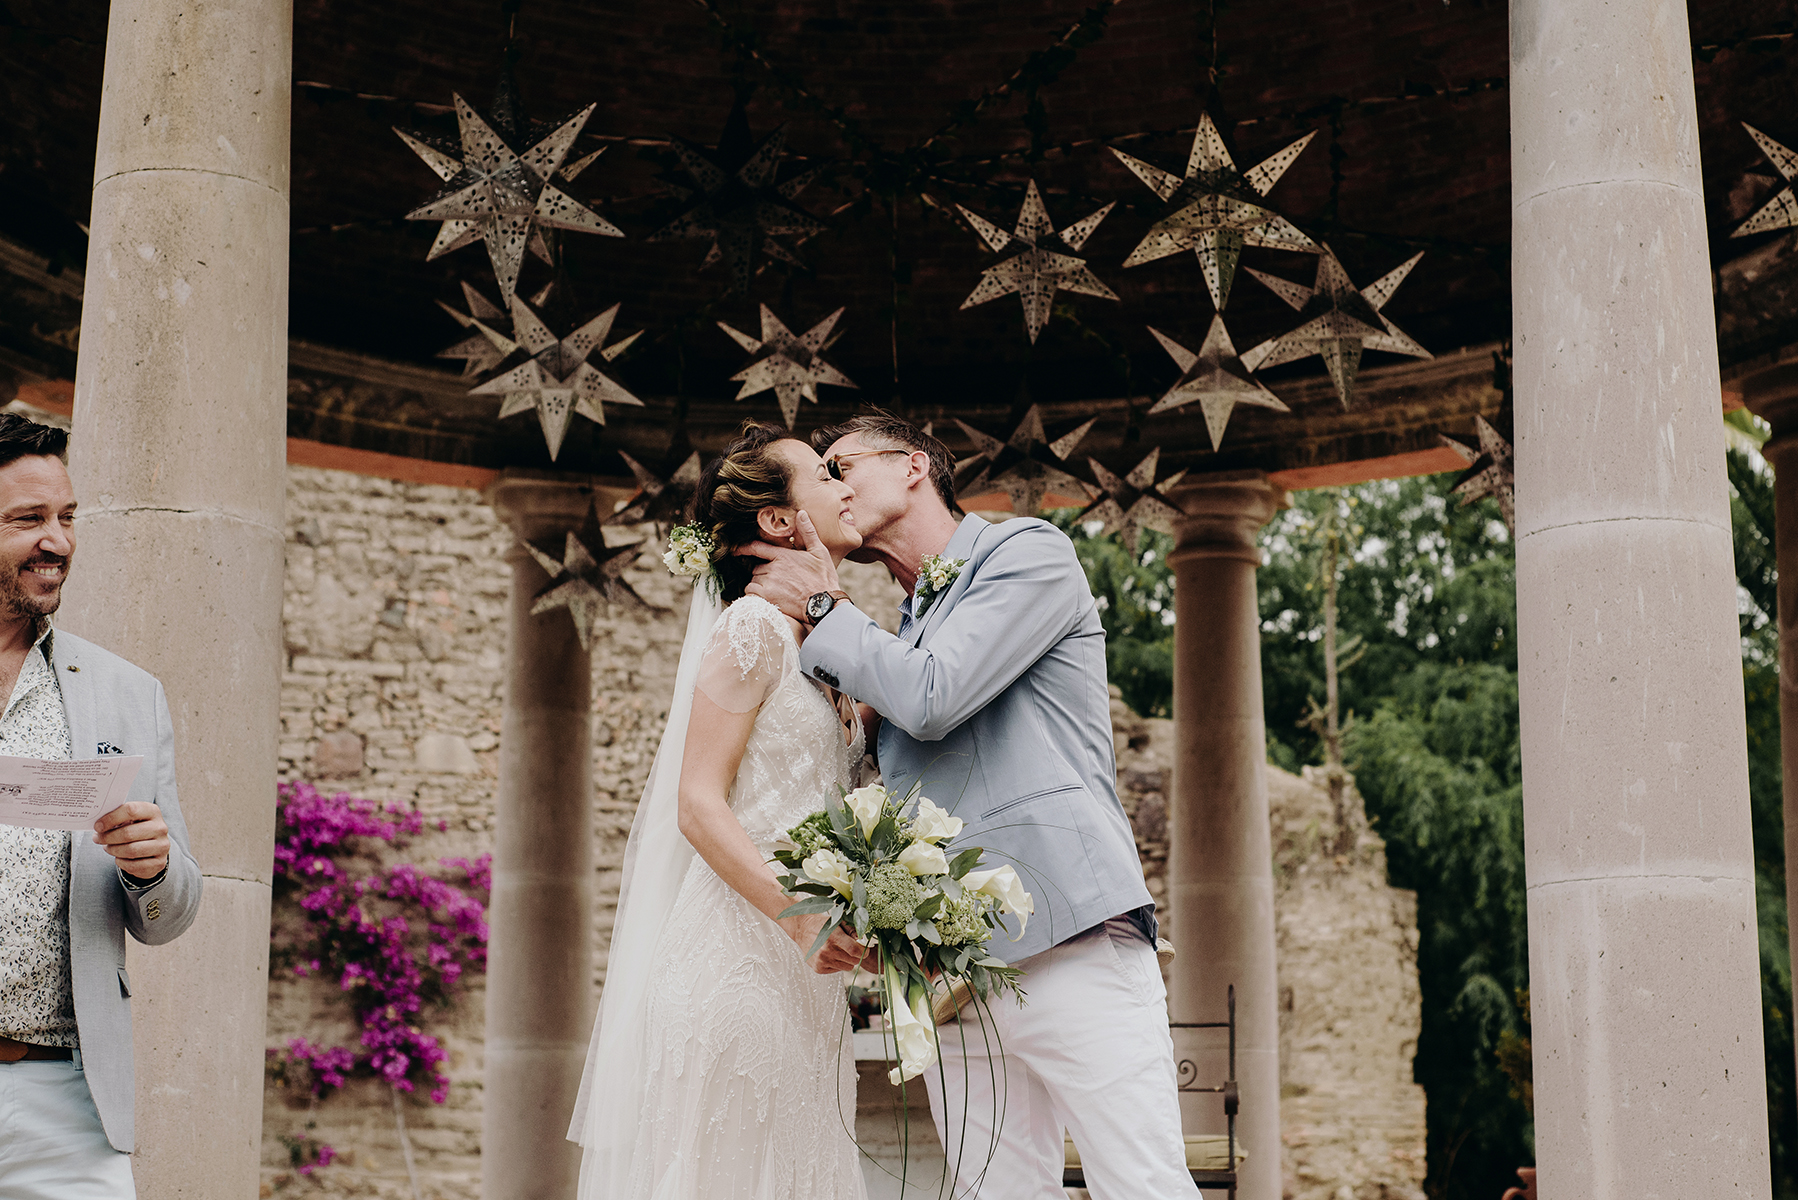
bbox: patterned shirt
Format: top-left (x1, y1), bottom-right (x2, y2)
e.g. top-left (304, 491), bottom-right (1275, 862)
top-left (0, 623), bottom-right (76, 1047)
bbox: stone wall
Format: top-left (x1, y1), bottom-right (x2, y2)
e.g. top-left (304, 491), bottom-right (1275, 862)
top-left (261, 463), bottom-right (1423, 1200)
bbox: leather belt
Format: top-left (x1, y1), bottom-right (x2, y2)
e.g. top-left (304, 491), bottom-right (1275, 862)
top-left (0, 1036), bottom-right (73, 1063)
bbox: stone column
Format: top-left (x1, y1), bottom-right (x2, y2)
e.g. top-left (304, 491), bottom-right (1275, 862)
top-left (482, 475), bottom-right (597, 1200)
top-left (1512, 0), bottom-right (1772, 1193)
top-left (61, 2), bottom-right (291, 1196)
top-left (1165, 471), bottom-right (1287, 1200)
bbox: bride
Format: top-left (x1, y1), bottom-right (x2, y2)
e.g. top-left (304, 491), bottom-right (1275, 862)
top-left (569, 420), bottom-right (874, 1200)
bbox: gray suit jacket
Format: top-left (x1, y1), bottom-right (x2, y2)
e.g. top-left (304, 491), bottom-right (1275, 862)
top-left (800, 514), bottom-right (1152, 962)
top-left (50, 629), bottom-right (202, 1152)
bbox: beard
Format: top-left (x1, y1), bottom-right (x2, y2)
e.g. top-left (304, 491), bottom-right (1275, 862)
top-left (0, 554), bottom-right (67, 623)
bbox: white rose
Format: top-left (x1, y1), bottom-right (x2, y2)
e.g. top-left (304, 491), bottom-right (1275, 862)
top-left (886, 976), bottom-right (940, 1085)
top-left (896, 841), bottom-right (949, 877)
top-left (907, 796), bottom-right (963, 844)
top-left (662, 547), bottom-right (683, 573)
top-left (802, 848), bottom-right (854, 899)
top-left (845, 785), bottom-right (888, 838)
top-left (681, 547), bottom-right (709, 574)
top-left (962, 865), bottom-right (1034, 939)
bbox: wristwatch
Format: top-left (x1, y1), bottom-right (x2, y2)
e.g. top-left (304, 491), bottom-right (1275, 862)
top-left (804, 590), bottom-right (850, 625)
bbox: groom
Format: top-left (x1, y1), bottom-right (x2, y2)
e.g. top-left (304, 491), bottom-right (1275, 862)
top-left (744, 410), bottom-right (1194, 1198)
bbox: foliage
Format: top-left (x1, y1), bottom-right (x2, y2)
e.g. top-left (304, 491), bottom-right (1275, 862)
top-left (276, 1127), bottom-right (337, 1180)
top-left (267, 782), bottom-right (491, 1107)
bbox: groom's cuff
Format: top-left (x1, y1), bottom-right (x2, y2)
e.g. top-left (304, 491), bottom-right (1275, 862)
top-left (800, 601), bottom-right (866, 691)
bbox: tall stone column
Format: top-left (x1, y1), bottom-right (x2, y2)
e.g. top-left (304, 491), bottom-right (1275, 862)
top-left (482, 476), bottom-right (597, 1200)
top-left (1512, 0), bottom-right (1772, 1194)
top-left (1165, 472), bottom-right (1287, 1200)
top-left (62, 1), bottom-right (291, 1196)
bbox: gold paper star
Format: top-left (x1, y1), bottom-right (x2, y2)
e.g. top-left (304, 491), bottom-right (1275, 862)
top-left (1440, 415), bottom-right (1514, 529)
top-left (1145, 316), bottom-right (1289, 450)
top-left (1078, 449), bottom-right (1188, 552)
top-left (1732, 123), bottom-right (1798, 238)
top-left (1111, 113), bottom-right (1317, 310)
top-left (953, 405), bottom-right (1095, 516)
top-left (956, 181), bottom-right (1118, 344)
top-left (1241, 247), bottom-right (1430, 409)
top-left (606, 449), bottom-right (704, 535)
top-left (648, 101), bottom-right (826, 294)
top-left (471, 297), bottom-right (643, 461)
top-left (397, 84), bottom-right (623, 306)
top-left (717, 305), bottom-right (858, 428)
top-left (523, 502), bottom-right (653, 649)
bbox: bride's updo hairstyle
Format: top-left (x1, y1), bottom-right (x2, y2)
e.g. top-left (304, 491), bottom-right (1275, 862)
top-left (692, 420), bottom-right (798, 602)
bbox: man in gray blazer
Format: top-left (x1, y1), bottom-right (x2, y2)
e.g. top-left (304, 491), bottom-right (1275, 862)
top-left (0, 415), bottom-right (202, 1198)
top-left (745, 411), bottom-right (1194, 1198)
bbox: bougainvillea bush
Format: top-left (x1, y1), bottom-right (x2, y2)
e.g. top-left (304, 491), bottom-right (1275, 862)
top-left (267, 781), bottom-right (490, 1106)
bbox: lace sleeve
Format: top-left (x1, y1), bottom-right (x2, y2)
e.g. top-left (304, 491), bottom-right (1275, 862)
top-left (695, 597), bottom-right (793, 714)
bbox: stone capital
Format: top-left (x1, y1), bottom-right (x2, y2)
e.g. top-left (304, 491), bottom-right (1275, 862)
top-left (1165, 471), bottom-right (1290, 566)
top-left (483, 469), bottom-right (636, 550)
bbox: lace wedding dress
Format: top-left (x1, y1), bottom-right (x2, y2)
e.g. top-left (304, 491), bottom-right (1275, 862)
top-left (615, 595), bottom-right (869, 1200)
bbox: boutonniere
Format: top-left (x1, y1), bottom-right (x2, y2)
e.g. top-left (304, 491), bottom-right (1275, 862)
top-left (913, 554), bottom-right (966, 619)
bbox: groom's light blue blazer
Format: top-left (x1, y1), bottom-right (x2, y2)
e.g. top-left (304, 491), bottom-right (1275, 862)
top-left (800, 514), bottom-right (1153, 963)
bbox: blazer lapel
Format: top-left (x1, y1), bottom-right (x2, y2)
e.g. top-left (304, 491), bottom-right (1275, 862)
top-left (910, 520), bottom-right (990, 648)
top-left (49, 631), bottom-right (97, 763)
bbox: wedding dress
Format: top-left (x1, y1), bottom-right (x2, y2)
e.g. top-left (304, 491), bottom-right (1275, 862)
top-left (571, 592), bottom-right (869, 1200)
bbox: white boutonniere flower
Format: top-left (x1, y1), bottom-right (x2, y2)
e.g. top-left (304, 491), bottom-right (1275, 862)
top-left (913, 554), bottom-right (965, 620)
top-left (662, 522), bottom-right (716, 580)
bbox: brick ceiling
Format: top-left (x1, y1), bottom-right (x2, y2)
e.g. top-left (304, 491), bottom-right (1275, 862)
top-left (0, 0), bottom-right (1795, 476)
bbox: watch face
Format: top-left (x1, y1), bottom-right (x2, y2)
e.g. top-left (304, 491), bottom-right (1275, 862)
top-left (807, 592), bottom-right (834, 621)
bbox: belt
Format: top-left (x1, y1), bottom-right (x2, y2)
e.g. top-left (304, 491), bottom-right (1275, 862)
top-left (0, 1036), bottom-right (73, 1063)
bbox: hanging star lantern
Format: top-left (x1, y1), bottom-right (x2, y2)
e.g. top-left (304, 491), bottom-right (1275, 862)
top-left (953, 405), bottom-right (1096, 516)
top-left (717, 305), bottom-right (858, 428)
top-left (648, 100), bottom-right (827, 294)
top-left (471, 297), bottom-right (643, 461)
top-left (955, 181), bottom-right (1118, 344)
top-left (523, 501), bottom-right (653, 649)
top-left (605, 448), bottom-right (704, 535)
top-left (1111, 113), bottom-right (1317, 310)
top-left (1732, 123), bottom-right (1798, 238)
top-left (1241, 247), bottom-right (1431, 409)
top-left (1440, 415), bottom-right (1515, 529)
top-left (396, 75), bottom-right (622, 306)
top-left (1078, 449), bottom-right (1188, 552)
top-left (1145, 316), bottom-right (1289, 449)
top-left (435, 282), bottom-right (515, 377)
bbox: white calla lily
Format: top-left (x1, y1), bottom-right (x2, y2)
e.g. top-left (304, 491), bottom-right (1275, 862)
top-left (885, 965), bottom-right (940, 1085)
top-left (896, 840), bottom-right (950, 877)
top-left (962, 866), bottom-right (1034, 939)
top-left (845, 786), bottom-right (888, 838)
top-left (907, 796), bottom-right (964, 844)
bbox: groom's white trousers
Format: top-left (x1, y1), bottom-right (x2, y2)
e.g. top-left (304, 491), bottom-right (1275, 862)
top-left (924, 916), bottom-right (1196, 1198)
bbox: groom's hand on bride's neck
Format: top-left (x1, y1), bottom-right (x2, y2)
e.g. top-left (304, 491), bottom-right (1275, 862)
top-left (741, 510), bottom-right (842, 622)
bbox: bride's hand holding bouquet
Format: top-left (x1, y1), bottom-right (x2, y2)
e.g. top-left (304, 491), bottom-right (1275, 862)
top-left (772, 782), bottom-right (1031, 1085)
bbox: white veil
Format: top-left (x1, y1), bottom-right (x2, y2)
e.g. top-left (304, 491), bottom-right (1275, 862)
top-left (568, 576), bottom-right (724, 1194)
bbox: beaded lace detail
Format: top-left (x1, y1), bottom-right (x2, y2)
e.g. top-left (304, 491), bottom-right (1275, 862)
top-left (627, 596), bottom-right (868, 1199)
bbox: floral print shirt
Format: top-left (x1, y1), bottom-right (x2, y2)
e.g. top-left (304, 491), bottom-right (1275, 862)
top-left (0, 623), bottom-right (76, 1047)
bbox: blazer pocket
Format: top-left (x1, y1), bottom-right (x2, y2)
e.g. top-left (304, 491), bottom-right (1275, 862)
top-left (117, 968), bottom-right (132, 999)
top-left (981, 783), bottom-right (1081, 821)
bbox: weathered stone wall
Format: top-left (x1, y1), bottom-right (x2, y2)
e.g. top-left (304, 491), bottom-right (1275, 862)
top-left (262, 464), bottom-right (1423, 1200)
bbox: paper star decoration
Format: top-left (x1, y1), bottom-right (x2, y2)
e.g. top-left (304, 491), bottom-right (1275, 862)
top-left (1146, 316), bottom-right (1289, 450)
top-left (717, 305), bottom-right (858, 428)
top-left (1078, 449), bottom-right (1188, 552)
top-left (606, 449), bottom-right (704, 534)
top-left (953, 405), bottom-right (1096, 516)
top-left (435, 283), bottom-right (514, 377)
top-left (1241, 248), bottom-right (1431, 409)
top-left (1732, 123), bottom-right (1798, 238)
top-left (1440, 415), bottom-right (1515, 530)
top-left (471, 298), bottom-right (644, 461)
top-left (522, 502), bottom-right (653, 650)
top-left (648, 101), bottom-right (826, 294)
top-left (396, 83), bottom-right (623, 306)
top-left (956, 181), bottom-right (1118, 343)
top-left (1111, 113), bottom-right (1317, 310)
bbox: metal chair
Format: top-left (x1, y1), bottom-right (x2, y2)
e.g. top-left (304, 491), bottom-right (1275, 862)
top-left (1063, 984), bottom-right (1241, 1196)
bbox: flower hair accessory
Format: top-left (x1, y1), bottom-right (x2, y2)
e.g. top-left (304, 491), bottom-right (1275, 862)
top-left (913, 554), bottom-right (965, 619)
top-left (663, 522), bottom-right (716, 581)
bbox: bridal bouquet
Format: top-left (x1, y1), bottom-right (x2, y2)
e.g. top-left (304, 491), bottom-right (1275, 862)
top-left (772, 782), bottom-right (1031, 1085)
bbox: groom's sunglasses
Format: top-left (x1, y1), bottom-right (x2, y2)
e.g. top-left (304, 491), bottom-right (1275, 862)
top-left (824, 449), bottom-right (908, 481)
